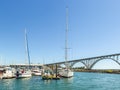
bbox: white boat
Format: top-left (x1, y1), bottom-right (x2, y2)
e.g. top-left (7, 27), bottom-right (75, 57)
top-left (59, 69), bottom-right (73, 78)
top-left (59, 7), bottom-right (74, 78)
top-left (16, 69), bottom-right (32, 78)
top-left (32, 68), bottom-right (42, 76)
top-left (1, 67), bottom-right (16, 79)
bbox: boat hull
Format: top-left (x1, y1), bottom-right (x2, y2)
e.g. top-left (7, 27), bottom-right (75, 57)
top-left (1, 67), bottom-right (16, 79)
top-left (32, 72), bottom-right (41, 76)
top-left (16, 73), bottom-right (32, 79)
top-left (59, 69), bottom-right (74, 78)
top-left (16, 70), bottom-right (32, 79)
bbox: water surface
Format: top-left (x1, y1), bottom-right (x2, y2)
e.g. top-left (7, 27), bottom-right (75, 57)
top-left (0, 72), bottom-right (120, 90)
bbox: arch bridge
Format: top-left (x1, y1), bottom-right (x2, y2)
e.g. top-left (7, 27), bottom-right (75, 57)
top-left (46, 53), bottom-right (120, 69)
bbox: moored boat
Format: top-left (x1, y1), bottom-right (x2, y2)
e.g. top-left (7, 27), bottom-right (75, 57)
top-left (32, 68), bottom-right (42, 76)
top-left (16, 69), bottom-right (32, 79)
top-left (59, 68), bottom-right (73, 78)
top-left (1, 67), bottom-right (16, 79)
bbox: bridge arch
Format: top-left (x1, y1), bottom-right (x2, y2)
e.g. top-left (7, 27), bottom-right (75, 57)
top-left (70, 61), bottom-right (89, 69)
top-left (72, 61), bottom-right (86, 68)
top-left (90, 58), bottom-right (120, 69)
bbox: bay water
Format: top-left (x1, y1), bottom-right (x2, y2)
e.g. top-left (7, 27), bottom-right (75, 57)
top-left (0, 72), bottom-right (120, 90)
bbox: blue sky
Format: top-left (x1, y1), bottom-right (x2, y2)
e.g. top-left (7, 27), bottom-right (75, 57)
top-left (0, 0), bottom-right (120, 69)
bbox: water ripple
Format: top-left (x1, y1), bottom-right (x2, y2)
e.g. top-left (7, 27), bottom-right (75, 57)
top-left (0, 73), bottom-right (120, 90)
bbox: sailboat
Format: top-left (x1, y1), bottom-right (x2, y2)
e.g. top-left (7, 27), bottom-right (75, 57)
top-left (59, 7), bottom-right (74, 78)
top-left (16, 29), bottom-right (32, 78)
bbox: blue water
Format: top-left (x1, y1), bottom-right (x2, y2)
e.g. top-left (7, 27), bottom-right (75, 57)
top-left (0, 72), bottom-right (120, 90)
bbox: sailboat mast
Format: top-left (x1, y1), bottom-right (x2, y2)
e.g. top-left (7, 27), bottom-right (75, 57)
top-left (25, 29), bottom-right (31, 67)
top-left (65, 7), bottom-right (69, 62)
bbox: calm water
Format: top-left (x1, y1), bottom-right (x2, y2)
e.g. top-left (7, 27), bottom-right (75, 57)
top-left (0, 72), bottom-right (120, 90)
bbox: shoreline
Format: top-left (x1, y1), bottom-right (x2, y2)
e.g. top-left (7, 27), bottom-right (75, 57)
top-left (73, 69), bottom-right (120, 74)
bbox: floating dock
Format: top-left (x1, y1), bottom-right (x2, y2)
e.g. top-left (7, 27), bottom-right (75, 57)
top-left (42, 74), bottom-right (60, 80)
